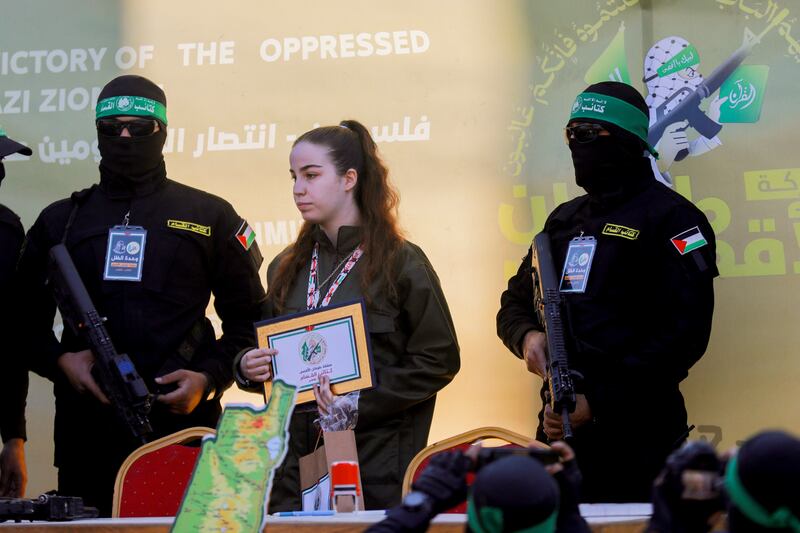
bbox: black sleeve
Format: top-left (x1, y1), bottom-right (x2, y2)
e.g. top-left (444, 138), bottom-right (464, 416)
top-left (584, 206), bottom-right (717, 419)
top-left (0, 220), bottom-right (28, 442)
top-left (496, 247), bottom-right (542, 359)
top-left (189, 211), bottom-right (267, 394)
top-left (0, 220), bottom-right (22, 289)
top-left (633, 207), bottom-right (717, 377)
top-left (15, 214), bottom-right (65, 380)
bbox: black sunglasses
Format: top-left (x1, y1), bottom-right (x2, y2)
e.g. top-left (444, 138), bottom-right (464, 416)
top-left (564, 123), bottom-right (608, 144)
top-left (96, 118), bottom-right (158, 137)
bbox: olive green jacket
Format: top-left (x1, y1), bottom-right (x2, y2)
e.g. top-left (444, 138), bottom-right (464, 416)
top-left (235, 225), bottom-right (460, 510)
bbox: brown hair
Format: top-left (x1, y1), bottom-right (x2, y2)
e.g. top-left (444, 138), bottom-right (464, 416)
top-left (268, 119), bottom-right (404, 311)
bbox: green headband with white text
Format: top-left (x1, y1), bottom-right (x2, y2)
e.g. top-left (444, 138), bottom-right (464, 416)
top-left (95, 95), bottom-right (168, 125)
top-left (657, 44), bottom-right (700, 78)
top-left (725, 455), bottom-right (800, 532)
top-left (568, 91), bottom-right (658, 157)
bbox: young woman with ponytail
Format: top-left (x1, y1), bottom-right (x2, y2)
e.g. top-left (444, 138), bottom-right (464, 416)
top-left (234, 120), bottom-right (461, 511)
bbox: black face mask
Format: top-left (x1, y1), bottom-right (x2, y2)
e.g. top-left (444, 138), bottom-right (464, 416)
top-left (97, 129), bottom-right (167, 184)
top-left (569, 135), bottom-right (649, 197)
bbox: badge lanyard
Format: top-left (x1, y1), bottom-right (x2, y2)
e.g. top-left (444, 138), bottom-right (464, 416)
top-left (306, 243), bottom-right (364, 309)
top-left (103, 210), bottom-right (148, 282)
top-left (559, 234), bottom-right (597, 293)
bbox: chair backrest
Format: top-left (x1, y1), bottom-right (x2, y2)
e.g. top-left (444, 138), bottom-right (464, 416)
top-left (112, 426), bottom-right (216, 518)
top-left (402, 426), bottom-right (547, 514)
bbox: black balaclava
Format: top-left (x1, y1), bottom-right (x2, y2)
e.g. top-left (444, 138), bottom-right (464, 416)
top-left (726, 431), bottom-right (800, 533)
top-left (568, 81), bottom-right (654, 201)
top-left (467, 455), bottom-right (559, 533)
top-left (96, 75), bottom-right (167, 193)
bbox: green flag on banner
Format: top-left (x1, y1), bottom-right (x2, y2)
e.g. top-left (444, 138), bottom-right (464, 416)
top-left (584, 23), bottom-right (631, 85)
top-left (718, 65), bottom-right (769, 123)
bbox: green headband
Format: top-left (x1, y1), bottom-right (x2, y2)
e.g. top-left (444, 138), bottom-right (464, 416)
top-left (725, 455), bottom-right (800, 532)
top-left (657, 44), bottom-right (700, 78)
top-left (0, 127), bottom-right (7, 137)
top-left (96, 96), bottom-right (168, 125)
top-left (568, 91), bottom-right (658, 157)
top-left (467, 496), bottom-right (557, 533)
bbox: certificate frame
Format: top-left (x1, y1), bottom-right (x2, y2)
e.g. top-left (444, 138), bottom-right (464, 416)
top-left (254, 300), bottom-right (375, 404)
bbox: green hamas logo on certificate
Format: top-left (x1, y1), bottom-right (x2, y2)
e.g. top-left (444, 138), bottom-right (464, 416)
top-left (299, 332), bottom-right (327, 365)
top-left (671, 226), bottom-right (708, 255)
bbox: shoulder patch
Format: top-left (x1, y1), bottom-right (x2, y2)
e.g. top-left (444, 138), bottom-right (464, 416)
top-left (167, 219), bottom-right (211, 237)
top-left (671, 226), bottom-right (708, 255)
top-left (234, 219), bottom-right (256, 250)
top-left (602, 223), bottom-right (640, 240)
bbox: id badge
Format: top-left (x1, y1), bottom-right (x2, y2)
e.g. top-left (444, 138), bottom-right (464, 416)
top-left (104, 225), bottom-right (147, 281)
top-left (559, 236), bottom-right (597, 293)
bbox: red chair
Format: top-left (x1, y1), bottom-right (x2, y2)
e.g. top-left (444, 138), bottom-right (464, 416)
top-left (402, 426), bottom-right (547, 514)
top-left (112, 426), bottom-right (215, 518)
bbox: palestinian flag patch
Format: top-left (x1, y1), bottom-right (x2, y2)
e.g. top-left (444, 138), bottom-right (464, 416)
top-left (671, 226), bottom-right (708, 255)
top-left (235, 220), bottom-right (256, 250)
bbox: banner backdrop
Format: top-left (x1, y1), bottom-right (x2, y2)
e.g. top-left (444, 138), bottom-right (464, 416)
top-left (500, 0), bottom-right (800, 454)
top-left (2, 0), bottom-right (798, 496)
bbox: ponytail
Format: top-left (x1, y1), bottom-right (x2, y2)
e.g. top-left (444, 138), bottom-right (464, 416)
top-left (268, 119), bottom-right (404, 311)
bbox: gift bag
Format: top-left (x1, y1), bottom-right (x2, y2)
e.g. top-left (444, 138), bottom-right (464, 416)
top-left (299, 444), bottom-right (331, 512)
top-left (299, 430), bottom-right (365, 512)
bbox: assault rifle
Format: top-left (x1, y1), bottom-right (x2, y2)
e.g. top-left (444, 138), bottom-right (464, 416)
top-left (48, 243), bottom-right (153, 443)
top-left (0, 494), bottom-right (98, 522)
top-left (531, 232), bottom-right (577, 439)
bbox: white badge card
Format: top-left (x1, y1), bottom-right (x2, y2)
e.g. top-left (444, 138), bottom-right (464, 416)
top-left (103, 226), bottom-right (147, 281)
top-left (559, 236), bottom-right (597, 293)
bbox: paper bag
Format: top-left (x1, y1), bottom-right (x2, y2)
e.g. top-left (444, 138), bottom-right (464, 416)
top-left (298, 430), bottom-right (365, 512)
top-left (299, 444), bottom-right (331, 511)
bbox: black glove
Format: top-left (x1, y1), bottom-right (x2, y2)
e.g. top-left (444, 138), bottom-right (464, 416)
top-left (366, 492), bottom-right (435, 533)
top-left (553, 458), bottom-right (591, 533)
top-left (366, 451), bottom-right (470, 533)
top-left (647, 441), bottom-right (724, 533)
top-left (411, 450), bottom-right (471, 514)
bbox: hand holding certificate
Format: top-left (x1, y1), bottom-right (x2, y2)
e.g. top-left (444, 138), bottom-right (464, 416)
top-left (254, 300), bottom-right (375, 404)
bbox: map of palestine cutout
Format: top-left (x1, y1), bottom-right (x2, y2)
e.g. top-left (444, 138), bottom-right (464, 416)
top-left (172, 380), bottom-right (297, 532)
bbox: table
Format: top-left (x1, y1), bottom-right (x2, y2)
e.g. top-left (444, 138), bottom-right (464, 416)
top-left (0, 505), bottom-right (654, 532)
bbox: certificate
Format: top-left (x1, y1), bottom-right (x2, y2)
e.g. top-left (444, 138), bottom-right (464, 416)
top-left (254, 300), bottom-right (375, 404)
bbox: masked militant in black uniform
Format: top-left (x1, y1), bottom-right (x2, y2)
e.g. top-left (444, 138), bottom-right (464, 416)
top-left (497, 81), bottom-right (718, 503)
top-left (0, 129), bottom-right (32, 498)
top-left (16, 75), bottom-right (266, 515)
